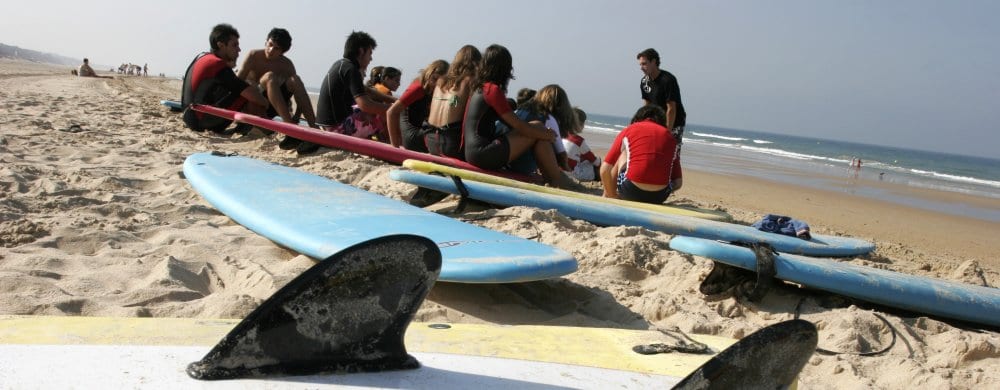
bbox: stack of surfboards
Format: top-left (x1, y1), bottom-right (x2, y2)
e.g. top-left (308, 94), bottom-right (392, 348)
top-left (389, 161), bottom-right (1000, 327)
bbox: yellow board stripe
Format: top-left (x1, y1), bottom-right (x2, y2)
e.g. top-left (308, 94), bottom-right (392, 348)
top-left (0, 315), bottom-right (733, 377)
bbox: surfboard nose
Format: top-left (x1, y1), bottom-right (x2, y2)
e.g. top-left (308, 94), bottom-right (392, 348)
top-left (187, 234), bottom-right (441, 380)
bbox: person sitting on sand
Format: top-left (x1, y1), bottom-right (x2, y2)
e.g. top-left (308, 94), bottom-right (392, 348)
top-left (373, 66), bottom-right (402, 97)
top-left (386, 60), bottom-right (448, 151)
top-left (236, 27), bottom-right (318, 148)
top-left (502, 84), bottom-right (576, 175)
top-left (181, 24), bottom-right (269, 134)
top-left (562, 107), bottom-right (602, 182)
top-left (313, 31), bottom-right (393, 154)
top-left (424, 45), bottom-right (481, 159)
top-left (77, 58), bottom-right (112, 79)
top-left (463, 44), bottom-right (567, 188)
top-left (600, 105), bottom-right (682, 203)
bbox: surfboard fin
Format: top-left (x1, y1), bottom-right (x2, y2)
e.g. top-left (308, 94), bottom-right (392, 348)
top-left (187, 234), bottom-right (442, 380)
top-left (671, 319), bottom-right (817, 389)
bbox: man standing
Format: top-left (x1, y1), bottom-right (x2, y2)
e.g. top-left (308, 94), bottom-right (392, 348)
top-left (182, 24), bottom-right (268, 133)
top-left (312, 31), bottom-right (391, 154)
top-left (236, 28), bottom-right (317, 129)
top-left (637, 48), bottom-right (686, 143)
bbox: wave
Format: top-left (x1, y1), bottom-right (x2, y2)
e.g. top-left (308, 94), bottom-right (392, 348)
top-left (583, 124), bottom-right (622, 134)
top-left (910, 169), bottom-right (1000, 189)
top-left (690, 132), bottom-right (745, 142)
top-left (752, 139), bottom-right (773, 144)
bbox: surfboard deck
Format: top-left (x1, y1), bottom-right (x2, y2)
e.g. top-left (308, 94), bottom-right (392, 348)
top-left (183, 152), bottom-right (577, 283)
top-left (161, 99), bottom-right (182, 112)
top-left (669, 236), bottom-right (1000, 327)
top-left (404, 159), bottom-right (731, 221)
top-left (222, 111), bottom-right (541, 183)
top-left (389, 169), bottom-right (875, 257)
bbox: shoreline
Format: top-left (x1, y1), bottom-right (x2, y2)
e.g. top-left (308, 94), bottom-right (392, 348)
top-left (2, 59), bottom-right (998, 389)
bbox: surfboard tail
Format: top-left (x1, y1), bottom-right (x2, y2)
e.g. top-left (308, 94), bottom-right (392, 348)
top-left (187, 234), bottom-right (442, 380)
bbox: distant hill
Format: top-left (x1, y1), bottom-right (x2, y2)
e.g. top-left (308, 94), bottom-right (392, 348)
top-left (0, 43), bottom-right (79, 67)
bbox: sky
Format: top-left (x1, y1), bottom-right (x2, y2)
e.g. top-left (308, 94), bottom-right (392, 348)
top-left (2, 0), bottom-right (998, 159)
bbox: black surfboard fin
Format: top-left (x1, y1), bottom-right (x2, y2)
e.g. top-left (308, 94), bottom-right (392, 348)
top-left (672, 319), bottom-right (818, 389)
top-left (187, 234), bottom-right (442, 380)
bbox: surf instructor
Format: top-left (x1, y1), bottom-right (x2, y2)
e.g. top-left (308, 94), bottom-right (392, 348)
top-left (637, 48), bottom-right (686, 143)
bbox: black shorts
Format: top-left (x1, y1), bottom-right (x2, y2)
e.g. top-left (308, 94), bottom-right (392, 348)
top-left (617, 171), bottom-right (672, 204)
top-left (424, 122), bottom-right (463, 159)
top-left (403, 124), bottom-right (431, 153)
top-left (261, 84), bottom-right (293, 119)
top-left (466, 136), bottom-right (511, 170)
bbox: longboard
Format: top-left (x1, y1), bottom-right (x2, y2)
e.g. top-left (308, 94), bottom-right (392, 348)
top-left (214, 109), bottom-right (541, 183)
top-left (669, 236), bottom-right (1000, 327)
top-left (183, 152), bottom-right (577, 283)
top-left (0, 235), bottom-right (813, 388)
top-left (161, 99), bottom-right (182, 112)
top-left (404, 159), bottom-right (731, 221)
top-left (389, 169), bottom-right (875, 257)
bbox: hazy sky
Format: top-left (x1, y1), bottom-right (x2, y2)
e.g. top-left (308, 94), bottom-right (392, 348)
top-left (3, 0), bottom-right (998, 158)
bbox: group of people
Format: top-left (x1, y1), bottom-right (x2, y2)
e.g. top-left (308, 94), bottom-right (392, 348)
top-left (75, 59), bottom-right (151, 78)
top-left (116, 63), bottom-right (148, 76)
top-left (181, 23), bottom-right (687, 205)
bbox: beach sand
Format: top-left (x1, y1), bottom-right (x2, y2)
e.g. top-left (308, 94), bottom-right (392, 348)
top-left (1, 59), bottom-right (998, 388)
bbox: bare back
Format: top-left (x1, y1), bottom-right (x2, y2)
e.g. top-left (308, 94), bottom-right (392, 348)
top-left (427, 77), bottom-right (472, 127)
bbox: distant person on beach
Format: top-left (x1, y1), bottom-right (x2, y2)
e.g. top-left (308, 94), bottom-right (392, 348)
top-left (314, 31), bottom-right (393, 154)
top-left (562, 107), bottom-right (602, 182)
top-left (386, 59), bottom-right (449, 151)
top-left (601, 105), bottom-right (682, 203)
top-left (237, 27), bottom-right (318, 149)
top-left (143, 63), bottom-right (148, 77)
top-left (463, 44), bottom-right (567, 188)
top-left (77, 58), bottom-right (112, 79)
top-left (181, 24), bottom-right (269, 134)
top-left (425, 45), bottom-right (481, 159)
top-left (637, 48), bottom-right (686, 143)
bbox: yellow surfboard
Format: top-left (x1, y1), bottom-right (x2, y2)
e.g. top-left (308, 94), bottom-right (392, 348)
top-left (402, 159), bottom-right (731, 221)
top-left (0, 315), bottom-right (736, 388)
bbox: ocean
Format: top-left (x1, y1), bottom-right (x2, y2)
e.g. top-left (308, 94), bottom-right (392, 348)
top-left (584, 113), bottom-right (1000, 222)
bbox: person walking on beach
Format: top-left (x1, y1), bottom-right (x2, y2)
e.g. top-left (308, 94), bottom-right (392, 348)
top-left (600, 105), bottom-right (682, 204)
top-left (237, 27), bottom-right (318, 147)
top-left (181, 23), bottom-right (269, 134)
top-left (314, 31), bottom-right (393, 154)
top-left (637, 48), bottom-right (686, 143)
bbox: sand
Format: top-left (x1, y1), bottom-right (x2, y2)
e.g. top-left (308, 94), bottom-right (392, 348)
top-left (1, 59), bottom-right (997, 388)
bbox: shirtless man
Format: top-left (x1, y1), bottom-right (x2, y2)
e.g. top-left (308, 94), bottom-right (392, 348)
top-left (237, 28), bottom-right (317, 128)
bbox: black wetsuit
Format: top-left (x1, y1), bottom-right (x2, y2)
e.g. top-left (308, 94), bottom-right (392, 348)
top-left (463, 82), bottom-right (513, 169)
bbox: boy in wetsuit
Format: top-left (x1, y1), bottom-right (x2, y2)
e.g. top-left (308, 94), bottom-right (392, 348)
top-left (182, 24), bottom-right (268, 133)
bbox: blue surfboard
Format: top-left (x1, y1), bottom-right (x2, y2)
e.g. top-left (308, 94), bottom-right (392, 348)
top-left (389, 169), bottom-right (874, 257)
top-left (183, 153), bottom-right (577, 283)
top-left (669, 236), bottom-right (1000, 327)
top-left (161, 100), bottom-right (183, 111)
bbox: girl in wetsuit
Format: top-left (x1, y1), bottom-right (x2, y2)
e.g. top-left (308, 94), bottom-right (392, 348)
top-left (463, 44), bottom-right (566, 188)
top-left (386, 60), bottom-right (449, 151)
top-left (425, 45), bottom-right (481, 159)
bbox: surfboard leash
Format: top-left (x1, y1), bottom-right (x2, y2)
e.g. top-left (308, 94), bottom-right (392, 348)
top-left (632, 326), bottom-right (711, 355)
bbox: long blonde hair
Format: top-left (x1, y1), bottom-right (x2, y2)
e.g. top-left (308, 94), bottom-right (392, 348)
top-left (530, 84), bottom-right (577, 137)
top-left (441, 45), bottom-right (481, 91)
top-left (418, 59), bottom-right (449, 94)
